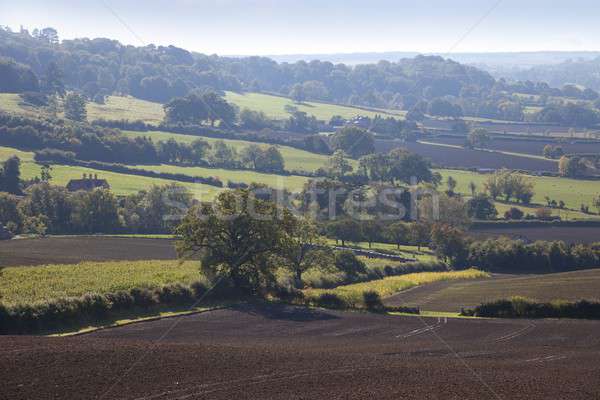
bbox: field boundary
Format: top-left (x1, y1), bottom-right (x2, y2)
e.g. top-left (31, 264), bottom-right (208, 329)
top-left (49, 305), bottom-right (229, 337)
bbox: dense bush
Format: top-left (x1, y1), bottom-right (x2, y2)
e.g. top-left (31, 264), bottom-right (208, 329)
top-left (467, 237), bottom-right (600, 273)
top-left (464, 297), bottom-right (600, 319)
top-left (0, 281), bottom-right (213, 334)
top-left (307, 293), bottom-right (349, 310)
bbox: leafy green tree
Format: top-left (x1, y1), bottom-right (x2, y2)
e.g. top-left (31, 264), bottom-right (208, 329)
top-left (385, 221), bottom-right (410, 249)
top-left (559, 156), bottom-right (588, 178)
top-left (593, 195), bottom-right (600, 214)
top-left (334, 250), bottom-right (366, 278)
top-left (467, 128), bottom-right (491, 148)
top-left (408, 223), bottom-right (430, 251)
top-left (325, 218), bottom-right (363, 246)
top-left (190, 139), bottom-right (211, 162)
top-left (279, 218), bottom-right (331, 288)
top-left (330, 126), bottom-right (375, 158)
top-left (504, 207), bottom-right (524, 220)
top-left (326, 150), bottom-right (353, 179)
top-left (468, 181), bottom-right (477, 196)
top-left (202, 91), bottom-right (237, 127)
top-left (163, 94), bottom-right (208, 125)
top-left (19, 183), bottom-right (72, 233)
top-left (466, 195), bottom-right (498, 220)
top-left (70, 189), bottom-right (120, 233)
top-left (0, 156), bottom-right (21, 195)
top-left (387, 148), bottom-right (433, 184)
top-left (430, 223), bottom-right (469, 268)
top-left (360, 220), bottom-right (383, 249)
top-left (289, 83), bottom-right (306, 103)
top-left (446, 176), bottom-right (457, 195)
top-left (42, 62), bottom-right (65, 96)
top-left (176, 189), bottom-right (290, 292)
top-left (0, 192), bottom-right (22, 233)
top-left (64, 93), bottom-right (87, 122)
top-left (239, 108), bottom-right (272, 130)
top-left (209, 140), bottom-right (238, 168)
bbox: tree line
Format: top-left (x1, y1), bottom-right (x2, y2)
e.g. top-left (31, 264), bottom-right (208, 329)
top-left (5, 26), bottom-right (600, 125)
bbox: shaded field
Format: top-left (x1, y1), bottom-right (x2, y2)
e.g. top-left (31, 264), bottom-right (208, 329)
top-left (3, 303), bottom-right (600, 399)
top-left (468, 225), bottom-right (600, 244)
top-left (378, 139), bottom-right (559, 172)
top-left (385, 269), bottom-right (600, 313)
top-left (0, 237), bottom-right (177, 267)
top-left (0, 259), bottom-right (199, 305)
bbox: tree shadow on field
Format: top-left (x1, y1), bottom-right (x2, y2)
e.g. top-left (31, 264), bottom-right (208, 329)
top-left (230, 302), bottom-right (339, 322)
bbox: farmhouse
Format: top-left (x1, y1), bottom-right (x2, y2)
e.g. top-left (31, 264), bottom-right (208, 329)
top-left (66, 174), bottom-right (110, 192)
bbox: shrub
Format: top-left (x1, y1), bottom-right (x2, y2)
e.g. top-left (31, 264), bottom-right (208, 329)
top-left (130, 287), bottom-right (157, 308)
top-left (465, 297), bottom-right (600, 319)
top-left (311, 293), bottom-right (349, 310)
top-left (363, 290), bottom-right (385, 312)
top-left (155, 284), bottom-right (194, 305)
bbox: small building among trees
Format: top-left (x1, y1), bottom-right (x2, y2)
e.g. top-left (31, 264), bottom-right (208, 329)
top-left (66, 174), bottom-right (110, 192)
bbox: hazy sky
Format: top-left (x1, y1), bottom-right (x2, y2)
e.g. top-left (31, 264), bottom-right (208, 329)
top-left (1, 0), bottom-right (599, 55)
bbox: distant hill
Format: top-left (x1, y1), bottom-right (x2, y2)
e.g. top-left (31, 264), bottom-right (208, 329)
top-left (267, 51), bottom-right (600, 69)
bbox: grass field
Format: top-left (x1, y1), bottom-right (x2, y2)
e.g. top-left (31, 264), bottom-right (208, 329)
top-left (305, 269), bottom-right (488, 305)
top-left (225, 91), bottom-right (405, 121)
top-left (122, 129), bottom-right (337, 173)
top-left (389, 269), bottom-right (600, 313)
top-left (0, 260), bottom-right (201, 305)
top-left (0, 146), bottom-right (222, 199)
top-left (87, 96), bottom-right (165, 124)
top-left (129, 163), bottom-right (309, 192)
top-left (437, 168), bottom-right (600, 212)
top-left (0, 91), bottom-right (404, 123)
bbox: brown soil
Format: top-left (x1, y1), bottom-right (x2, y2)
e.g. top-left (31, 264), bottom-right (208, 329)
top-left (2, 303), bottom-right (600, 399)
top-left (0, 236), bottom-right (177, 266)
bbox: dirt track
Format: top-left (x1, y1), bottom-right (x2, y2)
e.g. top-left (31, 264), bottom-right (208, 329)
top-left (2, 303), bottom-right (600, 399)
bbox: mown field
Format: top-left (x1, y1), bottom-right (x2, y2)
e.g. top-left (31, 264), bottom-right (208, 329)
top-left (122, 129), bottom-right (337, 173)
top-left (224, 91), bottom-right (405, 120)
top-left (437, 168), bottom-right (600, 212)
top-left (0, 91), bottom-right (402, 123)
top-left (86, 95), bottom-right (165, 124)
top-left (0, 260), bottom-right (200, 306)
top-left (385, 268), bottom-right (600, 313)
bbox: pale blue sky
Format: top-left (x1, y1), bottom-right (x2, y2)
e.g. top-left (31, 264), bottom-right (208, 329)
top-left (1, 0), bottom-right (598, 55)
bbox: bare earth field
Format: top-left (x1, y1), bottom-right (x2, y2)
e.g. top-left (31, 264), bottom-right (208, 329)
top-left (0, 237), bottom-right (176, 266)
top-left (469, 225), bottom-right (600, 244)
top-left (385, 269), bottom-right (600, 312)
top-left (376, 139), bottom-right (558, 172)
top-left (1, 303), bottom-right (600, 399)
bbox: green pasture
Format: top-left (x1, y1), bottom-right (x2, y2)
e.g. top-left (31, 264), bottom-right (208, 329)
top-left (437, 168), bottom-right (600, 212)
top-left (122, 129), bottom-right (337, 173)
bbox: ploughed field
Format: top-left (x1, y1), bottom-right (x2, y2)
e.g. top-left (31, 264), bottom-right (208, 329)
top-left (2, 302), bottom-right (600, 399)
top-left (469, 225), bottom-right (600, 244)
top-left (425, 135), bottom-right (600, 157)
top-left (0, 236), bottom-right (177, 266)
top-left (385, 269), bottom-right (600, 313)
top-left (376, 139), bottom-right (559, 172)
